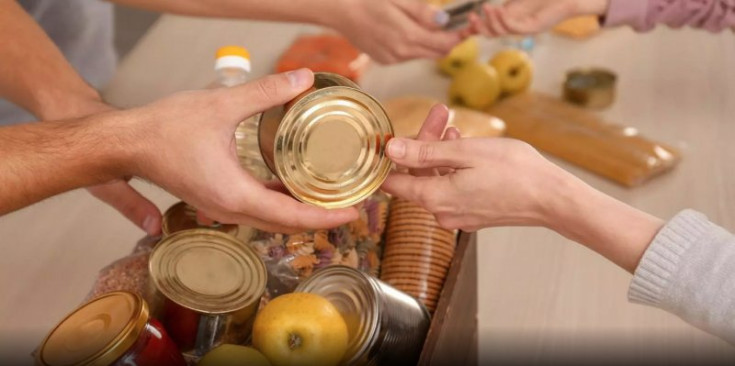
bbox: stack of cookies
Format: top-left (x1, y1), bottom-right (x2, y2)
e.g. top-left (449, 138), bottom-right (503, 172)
top-left (380, 197), bottom-right (456, 313)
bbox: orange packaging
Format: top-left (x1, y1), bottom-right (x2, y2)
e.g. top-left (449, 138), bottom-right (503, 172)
top-left (276, 34), bottom-right (369, 83)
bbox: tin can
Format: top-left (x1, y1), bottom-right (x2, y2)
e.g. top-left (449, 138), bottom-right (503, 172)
top-left (563, 68), bottom-right (617, 109)
top-left (35, 291), bottom-right (186, 366)
top-left (295, 266), bottom-right (431, 365)
top-left (258, 72), bottom-right (394, 209)
top-left (148, 229), bottom-right (266, 359)
top-left (161, 201), bottom-right (239, 238)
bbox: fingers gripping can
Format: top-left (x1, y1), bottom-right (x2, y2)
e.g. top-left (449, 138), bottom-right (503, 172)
top-left (258, 72), bottom-right (394, 209)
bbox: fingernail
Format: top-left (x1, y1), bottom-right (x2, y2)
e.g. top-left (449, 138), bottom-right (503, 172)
top-left (434, 10), bottom-right (450, 26)
top-left (387, 139), bottom-right (406, 158)
top-left (286, 68), bottom-right (312, 88)
top-left (142, 215), bottom-right (157, 235)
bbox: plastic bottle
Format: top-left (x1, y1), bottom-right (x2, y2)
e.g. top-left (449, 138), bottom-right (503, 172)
top-left (214, 46), bottom-right (273, 181)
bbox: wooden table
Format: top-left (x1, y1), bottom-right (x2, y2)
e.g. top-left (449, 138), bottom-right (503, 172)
top-left (1, 15), bottom-right (734, 364)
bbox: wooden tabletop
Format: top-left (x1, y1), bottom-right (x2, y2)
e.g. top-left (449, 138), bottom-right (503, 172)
top-left (1, 15), bottom-right (734, 363)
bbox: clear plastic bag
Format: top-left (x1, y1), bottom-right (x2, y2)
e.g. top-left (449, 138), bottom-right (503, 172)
top-left (248, 192), bottom-right (390, 298)
top-left (85, 236), bottom-right (159, 302)
top-left (489, 92), bottom-right (681, 187)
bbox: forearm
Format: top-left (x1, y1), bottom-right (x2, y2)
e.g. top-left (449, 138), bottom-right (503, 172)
top-left (0, 113), bottom-right (137, 214)
top-left (0, 0), bottom-right (103, 121)
top-left (107, 0), bottom-right (341, 27)
top-left (604, 0), bottom-right (735, 32)
top-left (543, 171), bottom-right (665, 273)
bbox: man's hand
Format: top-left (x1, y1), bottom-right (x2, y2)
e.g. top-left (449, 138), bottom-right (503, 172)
top-left (330, 0), bottom-right (463, 64)
top-left (462, 0), bottom-right (609, 38)
top-left (127, 69), bottom-right (359, 233)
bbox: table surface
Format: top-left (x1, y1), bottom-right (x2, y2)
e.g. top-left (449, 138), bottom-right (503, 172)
top-left (1, 15), bottom-right (734, 363)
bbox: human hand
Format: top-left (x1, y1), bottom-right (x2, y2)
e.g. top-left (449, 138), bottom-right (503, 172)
top-left (462, 0), bottom-right (609, 38)
top-left (381, 133), bottom-right (571, 232)
top-left (124, 69), bottom-right (359, 233)
top-left (329, 0), bottom-right (463, 64)
top-left (39, 95), bottom-right (163, 236)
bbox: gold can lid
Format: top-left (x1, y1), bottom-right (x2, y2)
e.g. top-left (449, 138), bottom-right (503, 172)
top-left (295, 266), bottom-right (380, 364)
top-left (162, 201), bottom-right (239, 238)
top-left (270, 73), bottom-right (394, 209)
top-left (36, 292), bottom-right (149, 366)
top-left (149, 229), bottom-right (266, 314)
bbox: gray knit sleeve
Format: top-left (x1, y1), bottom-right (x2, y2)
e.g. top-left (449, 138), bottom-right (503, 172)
top-left (629, 209), bottom-right (735, 344)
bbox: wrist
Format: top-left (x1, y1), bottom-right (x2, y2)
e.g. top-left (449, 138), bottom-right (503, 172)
top-left (316, 0), bottom-right (357, 30)
top-left (576, 0), bottom-right (610, 16)
top-left (94, 109), bottom-right (147, 180)
top-left (35, 87), bottom-right (110, 121)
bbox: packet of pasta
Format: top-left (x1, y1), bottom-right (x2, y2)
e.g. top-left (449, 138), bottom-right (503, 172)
top-left (488, 92), bottom-right (681, 187)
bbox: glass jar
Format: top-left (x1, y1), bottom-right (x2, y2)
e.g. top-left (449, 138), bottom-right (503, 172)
top-left (36, 291), bottom-right (185, 366)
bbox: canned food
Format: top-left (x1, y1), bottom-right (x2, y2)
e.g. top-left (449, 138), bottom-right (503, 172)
top-left (295, 266), bottom-right (431, 365)
top-left (161, 201), bottom-right (239, 238)
top-left (563, 68), bottom-right (617, 109)
top-left (148, 229), bottom-right (266, 359)
top-left (258, 72), bottom-right (394, 209)
top-left (36, 291), bottom-right (186, 366)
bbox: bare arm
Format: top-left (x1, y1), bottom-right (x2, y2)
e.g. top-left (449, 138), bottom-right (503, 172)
top-left (0, 70), bottom-right (358, 232)
top-left (380, 107), bottom-right (664, 272)
top-left (107, 0), bottom-right (462, 64)
top-left (0, 113), bottom-right (134, 214)
top-left (0, 0), bottom-right (105, 120)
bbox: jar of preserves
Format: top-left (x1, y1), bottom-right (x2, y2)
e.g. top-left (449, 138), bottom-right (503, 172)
top-left (35, 291), bottom-right (185, 366)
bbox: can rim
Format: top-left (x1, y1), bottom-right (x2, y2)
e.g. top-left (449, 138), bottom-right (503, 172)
top-left (274, 86), bottom-right (394, 209)
top-left (149, 229), bottom-right (266, 314)
top-left (295, 266), bottom-right (381, 363)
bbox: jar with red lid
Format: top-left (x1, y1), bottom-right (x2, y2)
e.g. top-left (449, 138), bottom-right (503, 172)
top-left (36, 291), bottom-right (185, 366)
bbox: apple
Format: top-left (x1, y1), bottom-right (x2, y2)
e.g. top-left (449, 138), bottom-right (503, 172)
top-left (252, 293), bottom-right (348, 366)
top-left (489, 49), bottom-right (533, 95)
top-left (448, 62), bottom-right (501, 110)
top-left (437, 37), bottom-right (479, 76)
top-left (198, 344), bottom-right (271, 366)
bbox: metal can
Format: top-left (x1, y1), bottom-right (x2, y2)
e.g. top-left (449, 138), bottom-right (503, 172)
top-left (563, 68), bottom-right (617, 109)
top-left (35, 291), bottom-right (186, 366)
top-left (148, 229), bottom-right (266, 359)
top-left (295, 266), bottom-right (431, 365)
top-left (161, 201), bottom-right (239, 238)
top-left (258, 72), bottom-right (394, 209)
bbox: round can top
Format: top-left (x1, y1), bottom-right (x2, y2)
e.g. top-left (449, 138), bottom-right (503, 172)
top-left (161, 201), bottom-right (239, 238)
top-left (564, 68), bottom-right (617, 90)
top-left (149, 229), bottom-right (266, 314)
top-left (36, 292), bottom-right (149, 366)
top-left (273, 73), bottom-right (394, 209)
top-left (295, 266), bottom-right (380, 364)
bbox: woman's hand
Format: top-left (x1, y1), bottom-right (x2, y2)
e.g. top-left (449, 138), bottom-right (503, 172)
top-left (380, 110), bottom-right (664, 272)
top-left (329, 0), bottom-right (463, 64)
top-left (462, 0), bottom-right (609, 38)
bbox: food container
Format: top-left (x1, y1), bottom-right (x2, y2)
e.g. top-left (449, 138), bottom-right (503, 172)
top-left (380, 198), bottom-right (456, 313)
top-left (258, 72), bottom-right (394, 209)
top-left (563, 68), bottom-right (617, 109)
top-left (35, 291), bottom-right (186, 366)
top-left (161, 201), bottom-right (239, 238)
top-left (148, 229), bottom-right (266, 359)
top-left (295, 266), bottom-right (431, 365)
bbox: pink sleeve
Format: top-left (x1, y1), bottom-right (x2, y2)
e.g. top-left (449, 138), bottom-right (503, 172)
top-left (604, 0), bottom-right (735, 32)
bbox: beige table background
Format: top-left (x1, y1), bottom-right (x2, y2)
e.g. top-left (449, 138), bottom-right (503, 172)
top-left (1, 16), bottom-right (734, 363)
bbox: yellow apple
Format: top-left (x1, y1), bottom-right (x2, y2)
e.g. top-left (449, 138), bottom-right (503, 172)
top-left (199, 344), bottom-right (271, 366)
top-left (252, 293), bottom-right (348, 366)
top-left (437, 37), bottom-right (479, 76)
top-left (449, 62), bottom-right (501, 110)
top-left (489, 49), bottom-right (533, 95)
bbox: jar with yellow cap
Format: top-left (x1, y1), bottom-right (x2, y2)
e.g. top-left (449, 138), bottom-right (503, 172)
top-left (35, 291), bottom-right (186, 366)
top-left (214, 45), bottom-right (273, 181)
